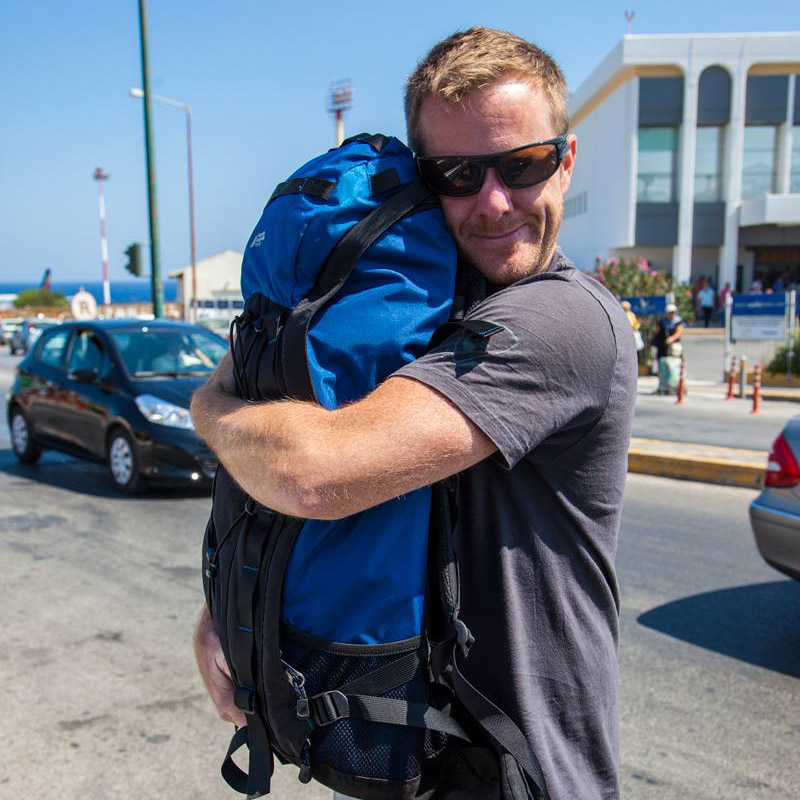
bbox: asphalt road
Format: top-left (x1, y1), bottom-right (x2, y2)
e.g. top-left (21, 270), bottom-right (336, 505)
top-left (1, 350), bottom-right (798, 799)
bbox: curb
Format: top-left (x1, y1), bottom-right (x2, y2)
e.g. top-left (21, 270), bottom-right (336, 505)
top-left (628, 440), bottom-right (766, 490)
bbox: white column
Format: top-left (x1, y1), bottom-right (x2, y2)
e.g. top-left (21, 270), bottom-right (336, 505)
top-left (625, 77), bottom-right (640, 247)
top-left (775, 74), bottom-right (795, 194)
top-left (719, 62), bottom-right (748, 291)
top-left (673, 66), bottom-right (699, 285)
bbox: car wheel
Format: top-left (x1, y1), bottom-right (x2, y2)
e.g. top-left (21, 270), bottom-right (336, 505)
top-left (107, 429), bottom-right (145, 495)
top-left (10, 408), bottom-right (41, 464)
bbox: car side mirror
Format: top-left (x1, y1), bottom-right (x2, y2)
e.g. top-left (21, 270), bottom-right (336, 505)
top-left (71, 367), bottom-right (99, 383)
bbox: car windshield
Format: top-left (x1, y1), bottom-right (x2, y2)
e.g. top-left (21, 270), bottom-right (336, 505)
top-left (111, 328), bottom-right (227, 377)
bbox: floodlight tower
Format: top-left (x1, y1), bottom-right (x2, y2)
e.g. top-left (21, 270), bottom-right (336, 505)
top-left (93, 167), bottom-right (112, 306)
top-left (328, 80), bottom-right (353, 147)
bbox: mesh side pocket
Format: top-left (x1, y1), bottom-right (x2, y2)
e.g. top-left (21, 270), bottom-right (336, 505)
top-left (281, 636), bottom-right (447, 782)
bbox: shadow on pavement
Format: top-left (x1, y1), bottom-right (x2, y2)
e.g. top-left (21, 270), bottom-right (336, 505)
top-left (638, 580), bottom-right (800, 678)
top-left (0, 448), bottom-right (211, 501)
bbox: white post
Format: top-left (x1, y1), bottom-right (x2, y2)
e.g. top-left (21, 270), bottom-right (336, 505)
top-left (723, 291), bottom-right (733, 381)
top-left (775, 75), bottom-right (795, 195)
top-left (787, 289), bottom-right (797, 379)
top-left (719, 61), bottom-right (748, 291)
top-left (96, 177), bottom-right (111, 307)
top-left (674, 62), bottom-right (699, 285)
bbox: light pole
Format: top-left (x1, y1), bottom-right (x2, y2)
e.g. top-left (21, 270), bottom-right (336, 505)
top-left (130, 88), bottom-right (197, 322)
top-left (93, 167), bottom-right (111, 307)
top-left (136, 0), bottom-right (163, 318)
top-left (328, 80), bottom-right (352, 147)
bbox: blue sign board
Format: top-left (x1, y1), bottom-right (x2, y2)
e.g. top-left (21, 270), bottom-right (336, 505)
top-left (622, 296), bottom-right (667, 317)
top-left (731, 294), bottom-right (786, 316)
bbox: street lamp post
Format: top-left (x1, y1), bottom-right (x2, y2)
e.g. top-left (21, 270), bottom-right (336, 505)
top-left (130, 88), bottom-right (197, 322)
top-left (93, 167), bottom-right (111, 308)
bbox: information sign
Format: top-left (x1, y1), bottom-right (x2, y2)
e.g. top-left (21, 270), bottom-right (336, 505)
top-left (622, 296), bottom-right (666, 317)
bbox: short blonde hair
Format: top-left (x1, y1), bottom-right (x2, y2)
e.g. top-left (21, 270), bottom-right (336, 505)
top-left (405, 28), bottom-right (569, 154)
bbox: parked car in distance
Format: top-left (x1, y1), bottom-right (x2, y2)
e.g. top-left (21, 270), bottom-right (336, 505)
top-left (750, 418), bottom-right (800, 581)
top-left (9, 316), bottom-right (59, 355)
top-left (7, 319), bottom-right (226, 494)
top-left (1, 317), bottom-right (23, 346)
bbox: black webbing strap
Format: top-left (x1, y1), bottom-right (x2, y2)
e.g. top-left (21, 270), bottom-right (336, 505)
top-left (450, 647), bottom-right (551, 800)
top-left (370, 167), bottom-right (401, 196)
top-left (224, 507), bottom-right (281, 797)
top-left (280, 180), bottom-right (438, 400)
top-left (307, 691), bottom-right (471, 741)
top-left (335, 648), bottom-right (423, 697)
top-left (268, 177), bottom-right (336, 205)
top-left (340, 132), bottom-right (390, 152)
top-left (221, 726), bottom-right (250, 794)
top-left (220, 724), bottom-right (274, 799)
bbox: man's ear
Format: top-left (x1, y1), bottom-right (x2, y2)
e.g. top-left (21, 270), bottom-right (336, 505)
top-left (559, 134), bottom-right (577, 193)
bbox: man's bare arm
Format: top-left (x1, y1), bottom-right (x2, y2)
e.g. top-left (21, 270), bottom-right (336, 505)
top-left (191, 361), bottom-right (495, 520)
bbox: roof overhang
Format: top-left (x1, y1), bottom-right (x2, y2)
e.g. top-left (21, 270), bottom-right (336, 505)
top-left (740, 195), bottom-right (800, 227)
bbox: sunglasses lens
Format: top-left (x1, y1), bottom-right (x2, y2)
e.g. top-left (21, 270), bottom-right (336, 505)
top-left (499, 144), bottom-right (560, 188)
top-left (419, 157), bottom-right (484, 196)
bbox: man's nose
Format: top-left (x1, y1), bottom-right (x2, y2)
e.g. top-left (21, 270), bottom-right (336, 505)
top-left (474, 168), bottom-right (513, 218)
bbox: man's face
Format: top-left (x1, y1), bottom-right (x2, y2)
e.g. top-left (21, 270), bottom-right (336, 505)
top-left (417, 80), bottom-right (576, 287)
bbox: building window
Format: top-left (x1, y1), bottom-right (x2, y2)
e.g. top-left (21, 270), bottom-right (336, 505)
top-left (742, 126), bottom-right (777, 199)
top-left (564, 190), bottom-right (588, 220)
top-left (792, 127), bottom-right (800, 194)
top-left (637, 127), bottom-right (678, 202)
top-left (694, 127), bottom-right (723, 201)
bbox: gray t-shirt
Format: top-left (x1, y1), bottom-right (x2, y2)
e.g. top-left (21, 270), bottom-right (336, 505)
top-left (397, 249), bottom-right (637, 800)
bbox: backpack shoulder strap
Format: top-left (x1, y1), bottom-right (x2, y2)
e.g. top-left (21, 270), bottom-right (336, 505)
top-left (279, 180), bottom-right (438, 400)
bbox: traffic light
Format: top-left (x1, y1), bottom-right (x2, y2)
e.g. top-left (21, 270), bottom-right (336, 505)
top-left (124, 243), bottom-right (142, 276)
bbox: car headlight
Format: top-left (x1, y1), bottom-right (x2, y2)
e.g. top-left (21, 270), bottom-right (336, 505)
top-left (135, 394), bottom-right (194, 430)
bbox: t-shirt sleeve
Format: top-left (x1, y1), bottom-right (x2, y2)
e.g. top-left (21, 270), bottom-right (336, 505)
top-left (395, 276), bottom-right (618, 469)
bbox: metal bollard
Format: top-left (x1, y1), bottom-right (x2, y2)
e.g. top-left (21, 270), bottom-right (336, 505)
top-left (726, 355), bottom-right (738, 401)
top-left (739, 356), bottom-right (748, 399)
top-left (676, 352), bottom-right (687, 405)
top-left (752, 364), bottom-right (762, 414)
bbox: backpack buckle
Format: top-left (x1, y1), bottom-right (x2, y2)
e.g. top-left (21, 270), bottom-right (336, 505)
top-left (308, 690), bottom-right (349, 727)
top-left (454, 617), bottom-right (475, 658)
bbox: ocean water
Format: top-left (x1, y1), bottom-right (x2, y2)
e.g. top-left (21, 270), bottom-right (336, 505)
top-left (0, 281), bottom-right (179, 305)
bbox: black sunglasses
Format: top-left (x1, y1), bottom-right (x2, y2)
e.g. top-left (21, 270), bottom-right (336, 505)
top-left (416, 135), bottom-right (568, 197)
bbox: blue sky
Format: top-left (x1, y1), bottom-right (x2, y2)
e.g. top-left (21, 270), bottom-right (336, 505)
top-left (1, 1), bottom-right (798, 283)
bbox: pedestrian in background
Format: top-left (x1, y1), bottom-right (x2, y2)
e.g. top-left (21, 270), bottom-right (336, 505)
top-left (698, 281), bottom-right (715, 328)
top-left (621, 300), bottom-right (644, 351)
top-left (651, 302), bottom-right (684, 394)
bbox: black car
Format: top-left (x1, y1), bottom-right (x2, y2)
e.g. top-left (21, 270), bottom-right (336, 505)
top-left (7, 319), bottom-right (226, 493)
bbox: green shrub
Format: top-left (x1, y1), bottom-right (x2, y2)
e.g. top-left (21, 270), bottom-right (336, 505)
top-left (13, 288), bottom-right (68, 309)
top-left (586, 257), bottom-right (695, 369)
top-left (767, 339), bottom-right (800, 376)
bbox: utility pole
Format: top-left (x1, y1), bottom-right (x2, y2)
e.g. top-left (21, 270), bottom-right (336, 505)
top-left (93, 167), bottom-right (111, 307)
top-left (328, 80), bottom-right (352, 147)
top-left (136, 0), bottom-right (164, 318)
top-left (624, 10), bottom-right (636, 35)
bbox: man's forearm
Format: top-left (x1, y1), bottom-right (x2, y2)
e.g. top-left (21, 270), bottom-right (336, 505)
top-left (191, 380), bottom-right (328, 517)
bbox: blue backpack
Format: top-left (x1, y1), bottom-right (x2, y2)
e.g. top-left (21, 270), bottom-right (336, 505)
top-left (202, 134), bottom-right (551, 800)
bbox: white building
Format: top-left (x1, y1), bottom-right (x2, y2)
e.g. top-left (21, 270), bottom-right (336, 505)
top-left (168, 250), bottom-right (243, 319)
top-left (560, 32), bottom-right (800, 291)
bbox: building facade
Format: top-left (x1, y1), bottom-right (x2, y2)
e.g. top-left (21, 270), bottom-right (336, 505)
top-left (168, 250), bottom-right (243, 321)
top-left (560, 32), bottom-right (800, 291)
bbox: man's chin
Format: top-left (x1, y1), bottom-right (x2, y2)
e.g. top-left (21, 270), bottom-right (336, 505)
top-left (461, 243), bottom-right (546, 286)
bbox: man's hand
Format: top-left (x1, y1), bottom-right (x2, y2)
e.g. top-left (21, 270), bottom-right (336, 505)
top-left (193, 604), bottom-right (246, 728)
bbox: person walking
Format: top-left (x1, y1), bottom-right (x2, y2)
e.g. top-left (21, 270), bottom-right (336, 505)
top-left (191, 27), bottom-right (637, 800)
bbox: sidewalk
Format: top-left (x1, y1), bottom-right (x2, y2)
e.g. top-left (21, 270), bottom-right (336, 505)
top-left (629, 376), bottom-right (774, 490)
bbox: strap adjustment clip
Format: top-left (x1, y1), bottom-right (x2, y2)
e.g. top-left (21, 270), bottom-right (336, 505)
top-left (308, 690), bottom-right (349, 727)
top-left (454, 617), bottom-right (475, 657)
top-left (234, 686), bottom-right (257, 715)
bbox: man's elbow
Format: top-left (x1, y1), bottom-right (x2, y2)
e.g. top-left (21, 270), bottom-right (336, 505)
top-left (262, 448), bottom-right (353, 521)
